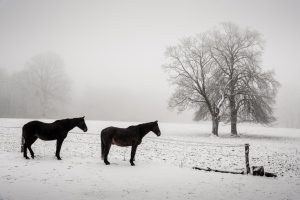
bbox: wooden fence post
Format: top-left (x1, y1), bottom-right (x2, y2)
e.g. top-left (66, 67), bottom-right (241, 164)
top-left (245, 144), bottom-right (250, 174)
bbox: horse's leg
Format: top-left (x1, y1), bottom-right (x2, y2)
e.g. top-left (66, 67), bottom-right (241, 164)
top-left (55, 139), bottom-right (64, 160)
top-left (23, 140), bottom-right (30, 159)
top-left (130, 145), bottom-right (138, 166)
top-left (22, 128), bottom-right (30, 159)
top-left (28, 136), bottom-right (38, 159)
top-left (23, 137), bottom-right (32, 159)
top-left (21, 128), bottom-right (25, 153)
top-left (101, 136), bottom-right (105, 160)
top-left (104, 143), bottom-right (111, 165)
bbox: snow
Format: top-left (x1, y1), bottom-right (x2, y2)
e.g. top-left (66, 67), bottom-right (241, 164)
top-left (0, 118), bottom-right (300, 200)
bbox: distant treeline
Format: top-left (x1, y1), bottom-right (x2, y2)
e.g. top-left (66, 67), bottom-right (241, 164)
top-left (0, 52), bottom-right (71, 119)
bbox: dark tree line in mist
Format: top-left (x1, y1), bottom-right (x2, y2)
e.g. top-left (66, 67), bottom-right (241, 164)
top-left (0, 52), bottom-right (71, 119)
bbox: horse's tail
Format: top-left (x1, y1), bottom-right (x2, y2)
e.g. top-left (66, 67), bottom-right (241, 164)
top-left (21, 127), bottom-right (25, 153)
top-left (100, 131), bottom-right (105, 160)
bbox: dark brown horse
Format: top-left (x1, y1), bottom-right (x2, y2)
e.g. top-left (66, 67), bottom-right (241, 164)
top-left (21, 117), bottom-right (88, 160)
top-left (101, 121), bottom-right (161, 166)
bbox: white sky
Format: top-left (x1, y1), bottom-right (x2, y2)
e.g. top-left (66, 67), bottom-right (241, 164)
top-left (0, 0), bottom-right (299, 123)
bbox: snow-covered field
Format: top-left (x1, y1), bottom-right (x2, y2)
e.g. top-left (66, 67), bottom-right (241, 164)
top-left (0, 118), bottom-right (300, 200)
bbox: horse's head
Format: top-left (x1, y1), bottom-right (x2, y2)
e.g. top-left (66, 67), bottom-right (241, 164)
top-left (77, 116), bottom-right (88, 132)
top-left (152, 120), bottom-right (161, 136)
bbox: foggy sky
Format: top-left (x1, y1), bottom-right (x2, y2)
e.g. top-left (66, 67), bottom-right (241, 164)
top-left (0, 0), bottom-right (300, 125)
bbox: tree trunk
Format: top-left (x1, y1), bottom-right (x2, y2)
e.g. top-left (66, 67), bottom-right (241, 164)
top-left (212, 116), bottom-right (219, 137)
top-left (231, 110), bottom-right (237, 135)
top-left (229, 96), bottom-right (238, 135)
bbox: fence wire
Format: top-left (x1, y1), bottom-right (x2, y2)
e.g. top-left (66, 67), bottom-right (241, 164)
top-left (0, 125), bottom-right (247, 169)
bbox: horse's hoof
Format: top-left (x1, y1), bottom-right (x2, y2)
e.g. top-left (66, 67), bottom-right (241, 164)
top-left (57, 157), bottom-right (62, 160)
top-left (105, 162), bottom-right (110, 165)
top-left (131, 163), bottom-right (135, 166)
top-left (31, 156), bottom-right (34, 159)
top-left (25, 156), bottom-right (30, 159)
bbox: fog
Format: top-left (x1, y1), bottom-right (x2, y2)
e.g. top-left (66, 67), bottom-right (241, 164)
top-left (0, 0), bottom-right (300, 127)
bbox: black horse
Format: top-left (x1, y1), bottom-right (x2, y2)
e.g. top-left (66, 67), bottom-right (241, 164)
top-left (101, 121), bottom-right (161, 166)
top-left (21, 117), bottom-right (88, 160)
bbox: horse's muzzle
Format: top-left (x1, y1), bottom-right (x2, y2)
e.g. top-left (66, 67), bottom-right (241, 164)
top-left (84, 128), bottom-right (88, 132)
top-left (157, 132), bottom-right (161, 136)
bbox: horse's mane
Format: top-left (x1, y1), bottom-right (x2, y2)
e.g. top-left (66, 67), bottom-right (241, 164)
top-left (137, 121), bottom-right (156, 127)
top-left (54, 118), bottom-right (80, 126)
top-left (54, 118), bottom-right (69, 123)
top-left (127, 121), bottom-right (156, 131)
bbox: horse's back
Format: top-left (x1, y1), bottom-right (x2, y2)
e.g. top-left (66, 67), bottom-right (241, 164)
top-left (22, 121), bottom-right (43, 139)
top-left (23, 121), bottom-right (56, 137)
top-left (101, 126), bottom-right (138, 147)
top-left (101, 126), bottom-right (134, 135)
top-left (127, 125), bottom-right (138, 132)
top-left (101, 126), bottom-right (119, 136)
top-left (101, 127), bottom-right (135, 140)
top-left (23, 120), bottom-right (44, 131)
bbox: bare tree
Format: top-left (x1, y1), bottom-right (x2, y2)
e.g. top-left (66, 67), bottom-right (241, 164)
top-left (163, 22), bottom-right (280, 136)
top-left (163, 34), bottom-right (228, 136)
top-left (209, 22), bottom-right (280, 135)
top-left (24, 52), bottom-right (71, 118)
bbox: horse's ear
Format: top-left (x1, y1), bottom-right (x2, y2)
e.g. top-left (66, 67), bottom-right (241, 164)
top-left (155, 120), bottom-right (158, 123)
top-left (82, 116), bottom-right (85, 119)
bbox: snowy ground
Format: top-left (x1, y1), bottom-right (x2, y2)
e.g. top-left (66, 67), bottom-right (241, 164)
top-left (0, 118), bottom-right (300, 200)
